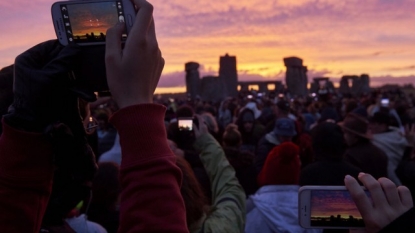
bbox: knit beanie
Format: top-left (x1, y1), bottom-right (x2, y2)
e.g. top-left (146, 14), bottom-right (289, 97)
top-left (257, 142), bottom-right (301, 186)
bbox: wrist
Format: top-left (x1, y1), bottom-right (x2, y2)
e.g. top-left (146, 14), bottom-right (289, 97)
top-left (115, 98), bottom-right (153, 110)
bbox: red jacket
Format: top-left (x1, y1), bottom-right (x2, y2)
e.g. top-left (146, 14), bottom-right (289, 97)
top-left (0, 104), bottom-right (188, 233)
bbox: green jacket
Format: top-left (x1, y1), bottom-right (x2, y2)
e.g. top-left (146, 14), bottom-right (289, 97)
top-left (191, 133), bottom-right (246, 233)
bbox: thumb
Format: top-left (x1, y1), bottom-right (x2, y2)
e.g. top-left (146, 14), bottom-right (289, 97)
top-left (105, 22), bottom-right (125, 62)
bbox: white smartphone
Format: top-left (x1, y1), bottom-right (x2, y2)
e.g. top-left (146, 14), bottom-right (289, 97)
top-left (178, 118), bottom-right (194, 132)
top-left (381, 98), bottom-right (390, 107)
top-left (51, 0), bottom-right (136, 46)
top-left (299, 186), bottom-right (367, 229)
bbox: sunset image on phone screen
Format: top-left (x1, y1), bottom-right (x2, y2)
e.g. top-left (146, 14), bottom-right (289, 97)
top-left (310, 190), bottom-right (365, 227)
top-left (66, 1), bottom-right (120, 43)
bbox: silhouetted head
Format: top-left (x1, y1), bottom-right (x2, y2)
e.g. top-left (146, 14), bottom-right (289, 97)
top-left (311, 122), bottom-right (346, 161)
top-left (222, 124), bottom-right (242, 148)
top-left (0, 65), bottom-right (14, 134)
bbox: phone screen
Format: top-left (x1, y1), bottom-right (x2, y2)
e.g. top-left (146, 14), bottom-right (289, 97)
top-left (59, 1), bottom-right (126, 44)
top-left (310, 190), bottom-right (364, 228)
top-left (178, 119), bottom-right (193, 131)
top-left (381, 99), bottom-right (389, 107)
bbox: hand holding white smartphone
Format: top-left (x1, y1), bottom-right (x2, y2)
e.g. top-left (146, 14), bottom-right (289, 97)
top-left (299, 186), bottom-right (368, 230)
top-left (178, 118), bottom-right (194, 132)
top-left (52, 0), bottom-right (136, 46)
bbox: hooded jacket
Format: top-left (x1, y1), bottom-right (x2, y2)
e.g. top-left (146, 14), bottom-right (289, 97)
top-left (372, 127), bottom-right (408, 185)
top-left (245, 185), bottom-right (322, 233)
top-left (99, 133), bottom-right (121, 165)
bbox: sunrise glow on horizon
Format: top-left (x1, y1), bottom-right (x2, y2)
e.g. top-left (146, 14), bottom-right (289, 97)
top-left (1, 0), bottom-right (414, 94)
top-left (311, 190), bottom-right (362, 219)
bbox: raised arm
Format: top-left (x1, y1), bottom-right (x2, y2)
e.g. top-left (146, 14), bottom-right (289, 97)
top-left (193, 116), bottom-right (245, 233)
top-left (104, 0), bottom-right (187, 232)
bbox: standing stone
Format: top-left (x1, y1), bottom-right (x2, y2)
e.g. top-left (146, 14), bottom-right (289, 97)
top-left (219, 54), bottom-right (238, 97)
top-left (185, 62), bottom-right (201, 99)
top-left (339, 76), bottom-right (355, 94)
top-left (351, 76), bottom-right (361, 96)
top-left (359, 74), bottom-right (371, 94)
top-left (284, 57), bottom-right (308, 97)
top-left (340, 74), bottom-right (370, 96)
top-left (200, 76), bottom-right (228, 102)
top-left (310, 77), bottom-right (335, 95)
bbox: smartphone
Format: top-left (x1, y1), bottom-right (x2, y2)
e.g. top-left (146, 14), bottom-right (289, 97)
top-left (51, 0), bottom-right (136, 46)
top-left (381, 98), bottom-right (390, 107)
top-left (299, 186), bottom-right (368, 229)
top-left (178, 118), bottom-right (194, 132)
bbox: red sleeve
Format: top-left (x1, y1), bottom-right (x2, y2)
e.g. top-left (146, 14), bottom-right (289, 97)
top-left (110, 104), bottom-right (188, 233)
top-left (0, 119), bottom-right (54, 233)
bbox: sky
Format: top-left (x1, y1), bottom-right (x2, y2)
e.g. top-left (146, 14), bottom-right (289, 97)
top-left (1, 0), bottom-right (415, 93)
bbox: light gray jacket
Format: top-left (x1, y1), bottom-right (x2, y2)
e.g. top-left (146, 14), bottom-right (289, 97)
top-left (245, 185), bottom-right (322, 233)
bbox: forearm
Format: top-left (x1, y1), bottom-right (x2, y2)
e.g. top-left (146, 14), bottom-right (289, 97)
top-left (193, 133), bottom-right (246, 232)
top-left (0, 119), bottom-right (54, 233)
top-left (194, 134), bottom-right (245, 211)
top-left (110, 104), bottom-right (188, 233)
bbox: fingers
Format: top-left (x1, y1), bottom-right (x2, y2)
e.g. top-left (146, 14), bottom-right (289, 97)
top-left (397, 186), bottom-right (414, 207)
top-left (378, 178), bottom-right (401, 207)
top-left (147, 17), bottom-right (158, 47)
top-left (358, 173), bottom-right (388, 207)
top-left (127, 0), bottom-right (154, 49)
top-left (345, 174), bottom-right (373, 217)
top-left (105, 22), bottom-right (125, 63)
top-left (152, 50), bottom-right (164, 89)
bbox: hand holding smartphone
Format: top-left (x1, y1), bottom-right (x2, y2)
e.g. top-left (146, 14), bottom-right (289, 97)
top-left (299, 186), bottom-right (367, 230)
top-left (178, 117), bottom-right (199, 132)
top-left (52, 0), bottom-right (136, 46)
top-left (300, 174), bottom-right (414, 232)
top-left (51, 0), bottom-right (138, 92)
top-left (178, 118), bottom-right (194, 132)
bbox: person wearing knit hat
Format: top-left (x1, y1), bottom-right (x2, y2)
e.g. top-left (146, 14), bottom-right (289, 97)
top-left (246, 142), bottom-right (320, 233)
top-left (257, 142), bottom-right (300, 186)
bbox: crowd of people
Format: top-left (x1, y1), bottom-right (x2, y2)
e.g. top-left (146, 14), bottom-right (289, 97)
top-left (0, 0), bottom-right (415, 232)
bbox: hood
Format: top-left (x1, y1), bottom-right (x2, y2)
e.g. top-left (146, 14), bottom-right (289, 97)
top-left (265, 132), bottom-right (280, 145)
top-left (372, 128), bottom-right (408, 155)
top-left (241, 102), bottom-right (262, 119)
top-left (99, 133), bottom-right (121, 165)
top-left (248, 185), bottom-right (316, 233)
